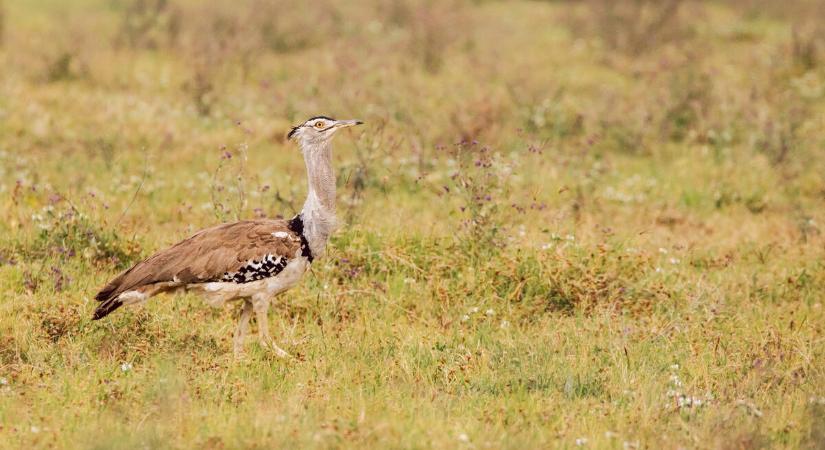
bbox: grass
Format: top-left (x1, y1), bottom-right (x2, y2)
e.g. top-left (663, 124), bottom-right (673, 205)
top-left (0, 0), bottom-right (824, 448)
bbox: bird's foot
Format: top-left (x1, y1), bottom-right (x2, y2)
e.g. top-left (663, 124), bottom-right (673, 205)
top-left (233, 346), bottom-right (248, 361)
top-left (259, 339), bottom-right (292, 359)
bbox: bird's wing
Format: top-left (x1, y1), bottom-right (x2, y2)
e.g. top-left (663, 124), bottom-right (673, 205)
top-left (94, 219), bottom-right (303, 304)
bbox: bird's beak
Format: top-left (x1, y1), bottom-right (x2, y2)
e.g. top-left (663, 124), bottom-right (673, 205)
top-left (335, 119), bottom-right (363, 128)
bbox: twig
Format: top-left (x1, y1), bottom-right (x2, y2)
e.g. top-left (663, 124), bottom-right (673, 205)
top-left (115, 148), bottom-right (150, 228)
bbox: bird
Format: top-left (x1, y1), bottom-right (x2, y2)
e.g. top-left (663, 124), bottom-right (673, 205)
top-left (92, 116), bottom-right (363, 358)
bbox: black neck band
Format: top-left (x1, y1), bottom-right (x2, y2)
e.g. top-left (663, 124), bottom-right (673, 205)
top-left (287, 214), bottom-right (314, 263)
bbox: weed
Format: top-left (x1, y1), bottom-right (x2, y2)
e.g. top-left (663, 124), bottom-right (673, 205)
top-left (39, 303), bottom-right (82, 343)
top-left (46, 52), bottom-right (81, 82)
top-left (577, 0), bottom-right (692, 55)
top-left (0, 1), bottom-right (823, 448)
top-left (523, 95), bottom-right (584, 142)
top-left (210, 142), bottom-right (250, 222)
top-left (386, 0), bottom-right (471, 73)
top-left (661, 67), bottom-right (713, 142)
top-left (510, 242), bottom-right (668, 317)
top-left (114, 0), bottom-right (180, 50)
top-left (442, 141), bottom-right (512, 254)
top-left (27, 202), bottom-right (141, 269)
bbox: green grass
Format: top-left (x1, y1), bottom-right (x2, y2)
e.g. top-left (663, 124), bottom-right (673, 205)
top-left (0, 0), bottom-right (824, 448)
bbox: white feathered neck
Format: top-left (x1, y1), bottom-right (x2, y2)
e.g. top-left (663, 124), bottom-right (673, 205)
top-left (299, 139), bottom-right (337, 258)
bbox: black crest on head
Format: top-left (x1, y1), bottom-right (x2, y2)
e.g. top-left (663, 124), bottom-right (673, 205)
top-left (287, 126), bottom-right (300, 140)
top-left (286, 116), bottom-right (335, 139)
top-left (288, 116), bottom-right (336, 140)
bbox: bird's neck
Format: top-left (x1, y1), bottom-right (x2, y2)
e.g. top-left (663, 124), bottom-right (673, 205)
top-left (300, 142), bottom-right (337, 258)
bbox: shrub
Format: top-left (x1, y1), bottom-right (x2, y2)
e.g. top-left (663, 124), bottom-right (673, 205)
top-left (171, 0), bottom-right (341, 114)
top-left (571, 0), bottom-right (693, 55)
top-left (490, 243), bottom-right (669, 319)
top-left (28, 205), bottom-right (142, 269)
top-left (114, 0), bottom-right (181, 50)
top-left (790, 18), bottom-right (825, 70)
top-left (382, 0), bottom-right (471, 74)
top-left (660, 67), bottom-right (713, 142)
top-left (442, 141), bottom-right (513, 255)
top-left (523, 96), bottom-right (584, 143)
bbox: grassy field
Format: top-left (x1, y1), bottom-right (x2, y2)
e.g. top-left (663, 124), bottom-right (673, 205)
top-left (1, 0), bottom-right (824, 448)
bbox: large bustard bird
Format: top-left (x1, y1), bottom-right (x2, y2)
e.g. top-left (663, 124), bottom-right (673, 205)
top-left (92, 116), bottom-right (362, 357)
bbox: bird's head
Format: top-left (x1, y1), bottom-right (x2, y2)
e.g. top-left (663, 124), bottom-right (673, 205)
top-left (287, 116), bottom-right (363, 148)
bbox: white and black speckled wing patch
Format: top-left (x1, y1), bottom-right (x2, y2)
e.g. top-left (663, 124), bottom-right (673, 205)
top-left (219, 254), bottom-right (290, 283)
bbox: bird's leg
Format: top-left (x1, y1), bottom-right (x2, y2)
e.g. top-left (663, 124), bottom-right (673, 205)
top-left (233, 300), bottom-right (253, 358)
top-left (252, 296), bottom-right (291, 358)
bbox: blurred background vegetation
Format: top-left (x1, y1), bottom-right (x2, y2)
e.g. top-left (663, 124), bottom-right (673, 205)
top-left (0, 0), bottom-right (823, 448)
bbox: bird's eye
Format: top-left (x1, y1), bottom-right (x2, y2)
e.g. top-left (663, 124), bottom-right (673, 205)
top-left (314, 121), bottom-right (325, 128)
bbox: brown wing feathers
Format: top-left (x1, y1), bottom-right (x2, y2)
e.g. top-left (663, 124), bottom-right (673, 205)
top-left (93, 219), bottom-right (302, 320)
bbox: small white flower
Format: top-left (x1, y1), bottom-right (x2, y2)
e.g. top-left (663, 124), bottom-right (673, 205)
top-left (670, 364), bottom-right (679, 370)
top-left (669, 257), bottom-right (680, 265)
top-left (120, 362), bottom-right (133, 372)
top-left (30, 426), bottom-right (40, 433)
top-left (457, 433), bottom-right (470, 443)
top-left (500, 320), bottom-right (510, 329)
top-left (541, 243), bottom-right (553, 250)
top-left (403, 278), bottom-right (416, 284)
top-left (461, 314), bottom-right (470, 322)
top-left (565, 234), bottom-right (576, 241)
top-left (676, 395), bottom-right (704, 409)
top-left (485, 309), bottom-right (495, 316)
top-left (655, 267), bottom-right (663, 273)
top-left (575, 437), bottom-right (588, 446)
top-left (0, 377), bottom-right (7, 386)
top-left (658, 247), bottom-right (668, 254)
top-left (469, 306), bottom-right (479, 314)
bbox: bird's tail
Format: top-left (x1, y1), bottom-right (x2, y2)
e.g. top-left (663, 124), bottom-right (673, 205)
top-left (93, 267), bottom-right (132, 320)
top-left (92, 297), bottom-right (123, 320)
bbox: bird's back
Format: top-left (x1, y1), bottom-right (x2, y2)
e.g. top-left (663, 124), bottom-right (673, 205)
top-left (93, 218), bottom-right (310, 319)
